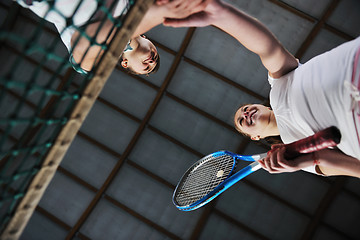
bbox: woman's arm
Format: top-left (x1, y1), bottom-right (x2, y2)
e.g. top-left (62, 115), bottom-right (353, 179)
top-left (315, 149), bottom-right (360, 178)
top-left (259, 146), bottom-right (360, 178)
top-left (164, 0), bottom-right (298, 78)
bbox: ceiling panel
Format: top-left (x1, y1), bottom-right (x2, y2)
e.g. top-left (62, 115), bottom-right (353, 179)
top-left (246, 170), bottom-right (330, 214)
top-left (147, 24), bottom-right (189, 52)
top-left (149, 96), bottom-right (244, 154)
top-left (327, 0), bottom-right (360, 37)
top-left (225, 0), bottom-right (315, 53)
top-left (21, 211), bottom-right (68, 240)
top-left (280, 0), bottom-right (331, 18)
top-left (168, 61), bottom-right (262, 126)
top-left (128, 128), bottom-right (200, 185)
top-left (38, 172), bottom-right (95, 226)
top-left (301, 29), bottom-right (348, 62)
top-left (216, 182), bottom-right (310, 239)
top-left (312, 225), bottom-right (347, 240)
top-left (323, 191), bottom-right (360, 238)
top-left (60, 136), bottom-right (118, 189)
top-left (79, 199), bottom-right (171, 240)
top-left (80, 101), bottom-right (140, 154)
top-left (199, 214), bottom-right (260, 240)
top-left (100, 70), bottom-right (158, 119)
top-left (185, 26), bottom-right (271, 98)
top-left (106, 164), bottom-right (203, 239)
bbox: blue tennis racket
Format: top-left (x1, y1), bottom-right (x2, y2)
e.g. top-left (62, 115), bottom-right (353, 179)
top-left (173, 126), bottom-right (341, 211)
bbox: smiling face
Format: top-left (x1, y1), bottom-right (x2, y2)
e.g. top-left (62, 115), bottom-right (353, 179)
top-left (121, 35), bottom-right (159, 75)
top-left (234, 104), bottom-right (277, 140)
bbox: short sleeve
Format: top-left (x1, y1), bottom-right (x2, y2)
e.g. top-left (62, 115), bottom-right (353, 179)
top-left (268, 60), bottom-right (301, 87)
top-left (268, 74), bottom-right (277, 87)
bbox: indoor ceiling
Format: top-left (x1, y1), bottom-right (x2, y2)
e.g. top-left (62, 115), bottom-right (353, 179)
top-left (1, 0), bottom-right (360, 239)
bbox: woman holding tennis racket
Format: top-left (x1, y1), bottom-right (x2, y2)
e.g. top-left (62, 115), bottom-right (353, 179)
top-left (165, 0), bottom-right (360, 178)
top-left (17, 0), bottom-right (210, 75)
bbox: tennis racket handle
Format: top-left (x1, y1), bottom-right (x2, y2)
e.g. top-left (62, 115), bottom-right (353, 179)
top-left (284, 126), bottom-right (341, 159)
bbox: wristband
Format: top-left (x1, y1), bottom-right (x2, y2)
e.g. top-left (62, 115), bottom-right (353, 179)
top-left (312, 152), bottom-right (320, 166)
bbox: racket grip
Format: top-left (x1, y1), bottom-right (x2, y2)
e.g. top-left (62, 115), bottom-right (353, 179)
top-left (284, 126), bottom-right (341, 159)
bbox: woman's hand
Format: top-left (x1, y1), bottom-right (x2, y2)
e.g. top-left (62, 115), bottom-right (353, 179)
top-left (157, 0), bottom-right (212, 20)
top-left (259, 145), bottom-right (360, 178)
top-left (133, 0), bottom-right (212, 37)
top-left (163, 0), bottom-right (220, 28)
top-left (258, 145), bottom-right (313, 174)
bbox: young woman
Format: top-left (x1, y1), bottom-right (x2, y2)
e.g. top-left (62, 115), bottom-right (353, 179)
top-left (17, 0), bottom-right (210, 75)
top-left (165, 0), bottom-right (360, 178)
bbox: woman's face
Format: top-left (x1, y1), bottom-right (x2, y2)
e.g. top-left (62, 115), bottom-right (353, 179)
top-left (234, 104), bottom-right (273, 140)
top-left (121, 36), bottom-right (158, 75)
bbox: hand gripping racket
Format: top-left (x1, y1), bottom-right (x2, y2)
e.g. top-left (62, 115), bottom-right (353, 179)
top-left (173, 126), bottom-right (341, 211)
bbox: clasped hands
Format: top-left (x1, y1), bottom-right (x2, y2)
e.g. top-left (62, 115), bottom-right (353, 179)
top-left (154, 0), bottom-right (215, 27)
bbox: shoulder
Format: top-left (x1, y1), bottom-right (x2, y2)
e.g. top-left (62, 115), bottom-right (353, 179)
top-left (268, 60), bottom-right (302, 86)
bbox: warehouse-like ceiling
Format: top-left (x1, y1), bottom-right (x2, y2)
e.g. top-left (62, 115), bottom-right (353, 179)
top-left (1, 0), bottom-right (360, 239)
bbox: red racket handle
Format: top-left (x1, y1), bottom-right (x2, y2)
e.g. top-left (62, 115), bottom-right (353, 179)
top-left (284, 126), bottom-right (341, 159)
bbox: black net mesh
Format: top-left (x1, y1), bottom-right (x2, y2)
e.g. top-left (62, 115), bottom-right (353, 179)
top-left (0, 0), bottom-right (135, 232)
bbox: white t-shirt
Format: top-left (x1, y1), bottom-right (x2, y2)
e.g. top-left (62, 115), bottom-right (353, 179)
top-left (268, 37), bottom-right (360, 174)
top-left (18, 0), bottom-right (129, 52)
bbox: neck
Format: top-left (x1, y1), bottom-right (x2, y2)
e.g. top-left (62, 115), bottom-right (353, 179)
top-left (264, 111), bottom-right (280, 137)
top-left (128, 36), bottom-right (141, 51)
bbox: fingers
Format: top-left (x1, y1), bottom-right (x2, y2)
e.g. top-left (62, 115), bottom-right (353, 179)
top-left (276, 148), bottom-right (292, 169)
top-left (274, 147), bottom-right (288, 169)
top-left (259, 157), bottom-right (279, 174)
top-left (191, 0), bottom-right (212, 13)
top-left (271, 143), bottom-right (284, 150)
top-left (260, 147), bottom-right (297, 174)
top-left (185, 0), bottom-right (211, 13)
top-left (264, 147), bottom-right (282, 173)
top-left (165, 0), bottom-right (210, 18)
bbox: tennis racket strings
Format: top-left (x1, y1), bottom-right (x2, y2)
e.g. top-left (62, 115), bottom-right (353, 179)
top-left (174, 153), bottom-right (234, 207)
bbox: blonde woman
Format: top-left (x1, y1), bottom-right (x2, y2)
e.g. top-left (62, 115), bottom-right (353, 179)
top-left (17, 0), bottom-right (210, 75)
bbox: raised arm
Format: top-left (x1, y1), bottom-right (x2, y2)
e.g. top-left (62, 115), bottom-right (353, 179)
top-left (164, 0), bottom-right (298, 78)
